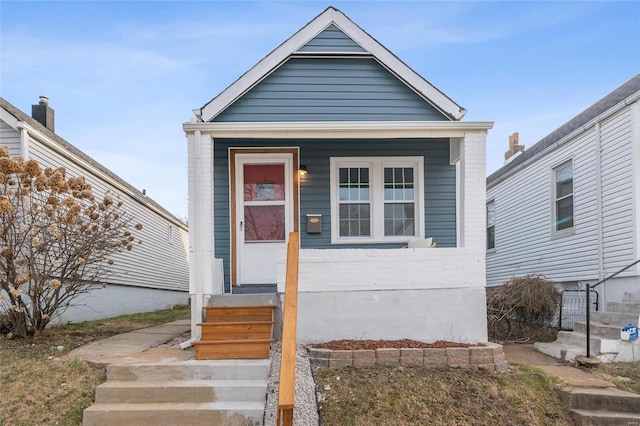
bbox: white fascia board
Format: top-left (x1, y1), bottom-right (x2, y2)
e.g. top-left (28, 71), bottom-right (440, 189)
top-left (0, 107), bottom-right (20, 130)
top-left (183, 120), bottom-right (493, 139)
top-left (200, 7), bottom-right (466, 122)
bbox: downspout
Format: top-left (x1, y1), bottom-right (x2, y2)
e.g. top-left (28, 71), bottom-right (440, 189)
top-left (17, 123), bottom-right (29, 159)
top-left (594, 122), bottom-right (605, 310)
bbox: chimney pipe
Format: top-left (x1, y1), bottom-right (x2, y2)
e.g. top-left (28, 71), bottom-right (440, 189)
top-left (504, 132), bottom-right (524, 163)
top-left (32, 96), bottom-right (55, 133)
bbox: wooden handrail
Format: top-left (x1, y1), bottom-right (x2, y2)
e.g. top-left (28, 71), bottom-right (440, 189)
top-left (277, 232), bottom-right (300, 426)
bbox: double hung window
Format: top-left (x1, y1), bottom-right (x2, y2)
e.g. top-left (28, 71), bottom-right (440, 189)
top-left (554, 161), bottom-right (574, 232)
top-left (330, 157), bottom-right (424, 243)
top-left (486, 200), bottom-right (495, 250)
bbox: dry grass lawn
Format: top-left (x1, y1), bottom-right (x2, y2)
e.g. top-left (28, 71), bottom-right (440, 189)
top-left (314, 364), bottom-right (578, 426)
top-left (2, 308), bottom-right (638, 426)
top-left (0, 305), bottom-right (189, 426)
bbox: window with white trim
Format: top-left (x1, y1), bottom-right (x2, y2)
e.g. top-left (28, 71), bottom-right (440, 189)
top-left (486, 200), bottom-right (495, 250)
top-left (330, 157), bottom-right (424, 243)
top-left (554, 161), bottom-right (574, 231)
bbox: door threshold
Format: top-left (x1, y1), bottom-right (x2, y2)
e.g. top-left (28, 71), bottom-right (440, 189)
top-left (231, 284), bottom-right (277, 294)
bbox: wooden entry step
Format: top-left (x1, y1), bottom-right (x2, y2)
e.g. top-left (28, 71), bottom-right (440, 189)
top-left (195, 305), bottom-right (276, 360)
top-left (204, 306), bottom-right (275, 323)
top-left (199, 321), bottom-right (274, 341)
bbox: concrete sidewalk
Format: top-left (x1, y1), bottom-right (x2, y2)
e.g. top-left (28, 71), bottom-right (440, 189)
top-left (503, 344), bottom-right (614, 388)
top-left (68, 319), bottom-right (194, 366)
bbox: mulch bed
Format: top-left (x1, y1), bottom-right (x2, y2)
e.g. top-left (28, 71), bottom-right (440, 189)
top-left (309, 339), bottom-right (479, 350)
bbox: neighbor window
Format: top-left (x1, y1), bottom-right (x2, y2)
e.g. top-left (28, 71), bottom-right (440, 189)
top-left (486, 200), bottom-right (495, 250)
top-left (330, 157), bottom-right (424, 243)
top-left (554, 161), bottom-right (574, 231)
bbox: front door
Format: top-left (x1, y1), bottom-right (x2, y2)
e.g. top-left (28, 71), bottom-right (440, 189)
top-left (232, 151), bottom-right (297, 285)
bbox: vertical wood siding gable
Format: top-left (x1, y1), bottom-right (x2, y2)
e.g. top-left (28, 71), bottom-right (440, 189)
top-left (212, 58), bottom-right (448, 122)
top-left (214, 138), bottom-right (456, 290)
top-left (297, 24), bottom-right (366, 53)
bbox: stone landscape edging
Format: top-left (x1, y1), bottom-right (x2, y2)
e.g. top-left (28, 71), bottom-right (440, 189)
top-left (307, 342), bottom-right (507, 372)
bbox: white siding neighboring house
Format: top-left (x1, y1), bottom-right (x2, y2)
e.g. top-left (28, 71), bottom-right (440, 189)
top-left (185, 7), bottom-right (493, 344)
top-left (0, 97), bottom-right (189, 323)
top-left (486, 74), bottom-right (640, 308)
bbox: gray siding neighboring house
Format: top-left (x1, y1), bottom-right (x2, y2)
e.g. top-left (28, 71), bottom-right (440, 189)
top-left (0, 97), bottom-right (189, 323)
top-left (486, 74), bottom-right (640, 307)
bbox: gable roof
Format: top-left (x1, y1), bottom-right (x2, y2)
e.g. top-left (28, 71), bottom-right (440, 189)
top-left (199, 6), bottom-right (466, 122)
top-left (487, 73), bottom-right (640, 186)
top-left (0, 97), bottom-right (187, 228)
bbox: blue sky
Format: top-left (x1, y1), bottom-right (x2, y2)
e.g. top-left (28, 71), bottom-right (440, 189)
top-left (1, 1), bottom-right (638, 219)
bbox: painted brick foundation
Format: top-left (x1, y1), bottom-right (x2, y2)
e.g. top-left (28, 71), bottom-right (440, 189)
top-left (308, 342), bottom-right (507, 372)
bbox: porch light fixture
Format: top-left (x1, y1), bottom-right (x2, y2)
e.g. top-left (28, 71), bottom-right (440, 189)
top-left (298, 164), bottom-right (308, 176)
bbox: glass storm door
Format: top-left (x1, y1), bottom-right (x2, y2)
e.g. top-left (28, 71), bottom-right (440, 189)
top-left (235, 154), bottom-right (293, 284)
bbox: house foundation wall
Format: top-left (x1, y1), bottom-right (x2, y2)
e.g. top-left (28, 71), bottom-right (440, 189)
top-left (293, 287), bottom-right (488, 344)
top-left (52, 284), bottom-right (189, 324)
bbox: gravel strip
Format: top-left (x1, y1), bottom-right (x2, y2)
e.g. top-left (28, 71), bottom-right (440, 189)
top-left (265, 341), bottom-right (319, 426)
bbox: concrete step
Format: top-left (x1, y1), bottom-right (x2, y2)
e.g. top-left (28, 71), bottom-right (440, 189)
top-left (623, 292), bottom-right (640, 303)
top-left (608, 301), bottom-right (640, 315)
top-left (534, 341), bottom-right (584, 363)
top-left (574, 321), bottom-right (622, 340)
top-left (95, 379), bottom-right (267, 403)
top-left (567, 387), bottom-right (640, 413)
top-left (83, 401), bottom-right (265, 426)
top-left (571, 409), bottom-right (640, 426)
top-left (555, 331), bottom-right (625, 355)
top-left (555, 331), bottom-right (598, 352)
top-left (591, 311), bottom-right (639, 327)
top-left (107, 359), bottom-right (271, 381)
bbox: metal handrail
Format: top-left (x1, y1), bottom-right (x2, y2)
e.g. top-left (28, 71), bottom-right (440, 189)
top-left (585, 258), bottom-right (640, 358)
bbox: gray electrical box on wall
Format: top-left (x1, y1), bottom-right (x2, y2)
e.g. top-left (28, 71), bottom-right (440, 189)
top-left (306, 214), bottom-right (322, 234)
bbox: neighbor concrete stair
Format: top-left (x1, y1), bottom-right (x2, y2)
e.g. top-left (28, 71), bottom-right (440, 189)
top-left (536, 291), bottom-right (640, 363)
top-left (83, 359), bottom-right (270, 426)
top-left (557, 386), bottom-right (640, 425)
top-left (194, 294), bottom-right (277, 360)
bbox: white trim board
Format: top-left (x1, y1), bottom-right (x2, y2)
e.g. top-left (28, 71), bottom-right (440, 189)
top-left (183, 120), bottom-right (494, 139)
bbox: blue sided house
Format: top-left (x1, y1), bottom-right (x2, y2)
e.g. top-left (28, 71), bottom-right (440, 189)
top-left (183, 7), bottom-right (493, 344)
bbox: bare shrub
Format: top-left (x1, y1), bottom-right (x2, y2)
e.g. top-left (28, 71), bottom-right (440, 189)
top-left (487, 274), bottom-right (561, 342)
top-left (0, 146), bottom-right (142, 337)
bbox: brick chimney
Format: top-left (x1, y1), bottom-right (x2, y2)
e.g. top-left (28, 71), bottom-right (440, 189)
top-left (31, 96), bottom-right (55, 133)
top-left (504, 132), bottom-right (524, 162)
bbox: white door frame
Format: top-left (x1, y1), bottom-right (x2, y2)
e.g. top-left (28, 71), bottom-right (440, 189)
top-left (229, 148), bottom-right (299, 286)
